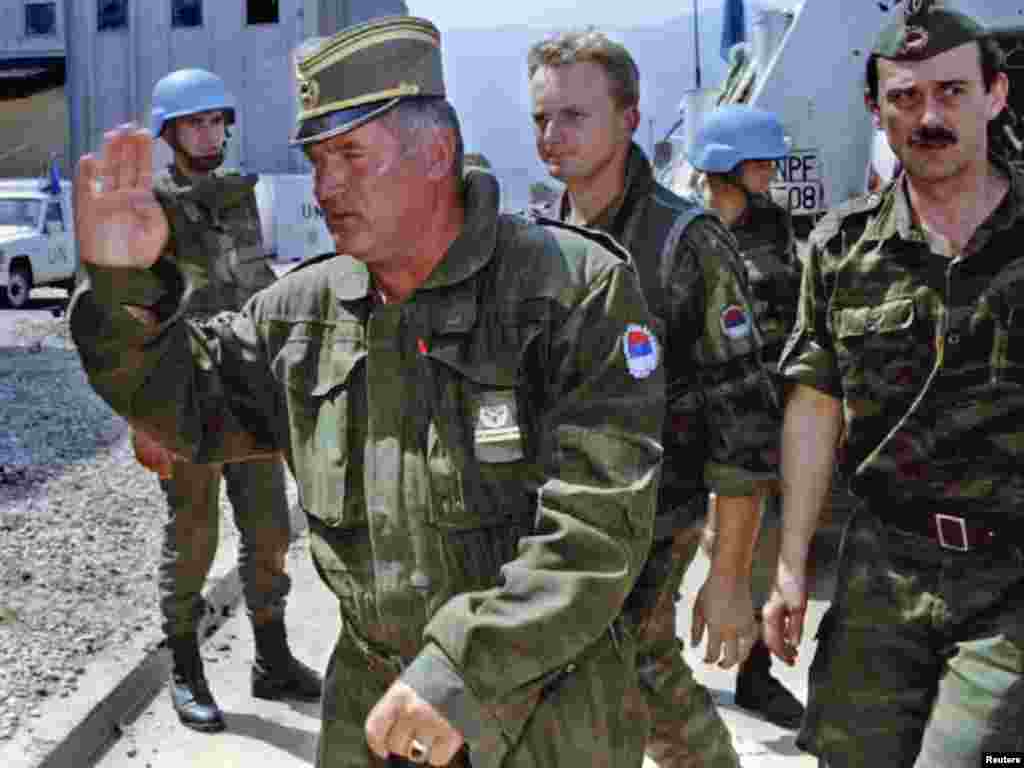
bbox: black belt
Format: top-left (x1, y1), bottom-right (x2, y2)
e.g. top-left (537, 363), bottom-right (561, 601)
top-left (884, 512), bottom-right (1005, 553)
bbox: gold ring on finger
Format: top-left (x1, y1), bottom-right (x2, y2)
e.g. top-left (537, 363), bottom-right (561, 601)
top-left (409, 736), bottom-right (431, 764)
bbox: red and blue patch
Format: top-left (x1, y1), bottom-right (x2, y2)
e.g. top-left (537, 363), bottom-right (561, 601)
top-left (623, 324), bottom-right (660, 379)
top-left (720, 305), bottom-right (752, 340)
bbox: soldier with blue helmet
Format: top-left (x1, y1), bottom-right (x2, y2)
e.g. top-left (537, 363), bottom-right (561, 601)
top-left (689, 105), bottom-right (798, 371)
top-left (687, 104), bottom-right (804, 730)
top-left (135, 66), bottom-right (322, 733)
top-left (150, 68), bottom-right (236, 152)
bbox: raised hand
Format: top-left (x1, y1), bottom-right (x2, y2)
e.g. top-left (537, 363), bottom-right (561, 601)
top-left (74, 124), bottom-right (169, 270)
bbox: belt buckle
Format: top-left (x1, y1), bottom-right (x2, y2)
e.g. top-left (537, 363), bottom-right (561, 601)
top-left (935, 513), bottom-right (969, 552)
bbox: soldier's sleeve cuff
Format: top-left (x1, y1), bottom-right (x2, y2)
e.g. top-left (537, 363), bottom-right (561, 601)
top-left (84, 262), bottom-right (170, 311)
top-left (401, 643), bottom-right (497, 749)
top-left (777, 333), bottom-right (841, 397)
top-left (779, 357), bottom-right (841, 398)
top-left (704, 463), bottom-right (778, 497)
top-left (82, 258), bottom-right (189, 340)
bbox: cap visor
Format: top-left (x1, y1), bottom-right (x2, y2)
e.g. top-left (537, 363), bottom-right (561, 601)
top-left (290, 100), bottom-right (397, 146)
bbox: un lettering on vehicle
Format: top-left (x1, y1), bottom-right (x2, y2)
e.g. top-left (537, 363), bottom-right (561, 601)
top-left (770, 149), bottom-right (825, 214)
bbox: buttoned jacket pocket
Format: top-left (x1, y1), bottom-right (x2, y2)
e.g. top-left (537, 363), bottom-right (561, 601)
top-left (421, 346), bottom-right (539, 594)
top-left (219, 199), bottom-right (276, 302)
top-left (832, 297), bottom-right (926, 399)
top-left (275, 325), bottom-right (367, 527)
top-left (423, 350), bottom-right (536, 527)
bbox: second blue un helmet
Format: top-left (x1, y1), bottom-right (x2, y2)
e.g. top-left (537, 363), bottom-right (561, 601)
top-left (150, 68), bottom-right (236, 138)
top-left (687, 104), bottom-right (788, 174)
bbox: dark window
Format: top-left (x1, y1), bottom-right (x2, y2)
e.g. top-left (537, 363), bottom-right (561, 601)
top-left (25, 2), bottom-right (56, 36)
top-left (172, 0), bottom-right (202, 28)
top-left (247, 0), bottom-right (279, 25)
top-left (98, 0), bottom-right (127, 31)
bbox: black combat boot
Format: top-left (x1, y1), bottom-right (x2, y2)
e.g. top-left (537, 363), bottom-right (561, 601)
top-left (735, 634), bottom-right (805, 729)
top-left (167, 634), bottom-right (226, 733)
top-left (251, 618), bottom-right (323, 702)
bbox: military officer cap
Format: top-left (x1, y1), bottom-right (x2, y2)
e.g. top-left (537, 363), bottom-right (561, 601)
top-left (873, 0), bottom-right (987, 61)
top-left (291, 15), bottom-right (445, 146)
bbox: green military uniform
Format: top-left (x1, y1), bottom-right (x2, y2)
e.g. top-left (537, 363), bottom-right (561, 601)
top-left (784, 163), bottom-right (1024, 768)
top-left (780, 7), bottom-right (1024, 764)
top-left (730, 192), bottom-right (800, 373)
top-left (729, 191), bottom-right (799, 590)
top-left (71, 161), bottom-right (664, 767)
top-left (151, 167), bottom-right (293, 640)
top-left (552, 144), bottom-right (780, 768)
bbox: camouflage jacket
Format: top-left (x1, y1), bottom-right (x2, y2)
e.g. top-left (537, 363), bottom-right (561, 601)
top-left (70, 170), bottom-right (662, 764)
top-left (153, 166), bottom-right (276, 316)
top-left (780, 161), bottom-right (1024, 523)
top-left (730, 193), bottom-right (800, 370)
top-left (553, 143), bottom-right (780, 529)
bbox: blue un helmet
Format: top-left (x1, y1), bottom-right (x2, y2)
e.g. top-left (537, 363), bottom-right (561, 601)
top-left (150, 68), bottom-right (236, 138)
top-left (687, 104), bottom-right (788, 173)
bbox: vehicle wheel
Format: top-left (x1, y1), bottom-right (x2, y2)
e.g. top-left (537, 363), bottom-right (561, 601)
top-left (6, 265), bottom-right (32, 309)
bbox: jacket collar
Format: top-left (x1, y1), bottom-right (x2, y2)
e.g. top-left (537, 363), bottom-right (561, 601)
top-left (862, 154), bottom-right (1024, 247)
top-left (420, 168), bottom-right (501, 291)
top-left (558, 142), bottom-right (653, 239)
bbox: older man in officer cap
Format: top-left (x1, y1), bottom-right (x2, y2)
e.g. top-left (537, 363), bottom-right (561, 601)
top-left (764, 2), bottom-right (1024, 766)
top-left (69, 15), bottom-right (663, 768)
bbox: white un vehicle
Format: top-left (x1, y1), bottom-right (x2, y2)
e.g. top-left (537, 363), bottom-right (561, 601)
top-left (0, 177), bottom-right (76, 309)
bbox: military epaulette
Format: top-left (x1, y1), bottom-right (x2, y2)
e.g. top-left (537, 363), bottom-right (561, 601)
top-left (532, 215), bottom-right (633, 264)
top-left (808, 191), bottom-right (885, 251)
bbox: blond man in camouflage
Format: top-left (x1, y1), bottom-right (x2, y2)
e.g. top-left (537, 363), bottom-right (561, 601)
top-left (528, 29), bottom-right (782, 768)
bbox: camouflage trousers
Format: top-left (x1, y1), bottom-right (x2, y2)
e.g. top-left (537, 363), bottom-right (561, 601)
top-left (627, 523), bottom-right (740, 768)
top-left (800, 509), bottom-right (1024, 767)
top-left (159, 456), bottom-right (292, 638)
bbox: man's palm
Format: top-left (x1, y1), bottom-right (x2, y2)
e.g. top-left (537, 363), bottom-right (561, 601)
top-left (75, 125), bottom-right (169, 270)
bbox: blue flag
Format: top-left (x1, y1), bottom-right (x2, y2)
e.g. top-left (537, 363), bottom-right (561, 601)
top-left (721, 0), bottom-right (747, 61)
top-left (42, 155), bottom-right (61, 195)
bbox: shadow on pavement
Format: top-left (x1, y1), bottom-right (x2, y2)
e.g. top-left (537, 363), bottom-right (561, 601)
top-left (221, 712), bottom-right (318, 762)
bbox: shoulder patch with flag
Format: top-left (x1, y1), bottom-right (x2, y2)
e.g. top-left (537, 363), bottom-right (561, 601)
top-left (720, 305), bottom-right (752, 339)
top-left (623, 324), bottom-right (660, 379)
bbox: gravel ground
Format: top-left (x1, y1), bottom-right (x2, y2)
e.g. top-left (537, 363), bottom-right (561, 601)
top-left (0, 315), bottom-right (239, 748)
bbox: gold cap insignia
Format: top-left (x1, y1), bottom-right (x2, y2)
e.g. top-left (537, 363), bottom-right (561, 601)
top-left (298, 76), bottom-right (320, 111)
